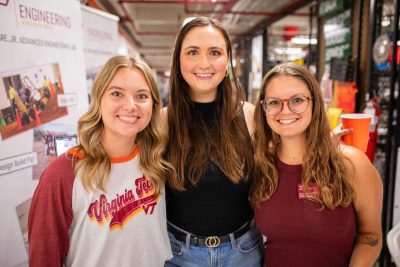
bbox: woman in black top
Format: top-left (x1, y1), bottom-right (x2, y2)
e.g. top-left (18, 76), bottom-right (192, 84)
top-left (163, 17), bottom-right (263, 267)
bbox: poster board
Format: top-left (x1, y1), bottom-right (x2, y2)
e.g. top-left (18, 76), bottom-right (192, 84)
top-left (81, 5), bottom-right (119, 102)
top-left (0, 0), bottom-right (87, 266)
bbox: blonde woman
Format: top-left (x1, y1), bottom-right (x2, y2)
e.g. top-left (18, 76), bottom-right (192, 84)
top-left (28, 56), bottom-right (173, 267)
top-left (252, 63), bottom-right (383, 267)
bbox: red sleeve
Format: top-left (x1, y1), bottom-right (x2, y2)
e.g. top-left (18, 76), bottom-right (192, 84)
top-left (28, 154), bottom-right (75, 267)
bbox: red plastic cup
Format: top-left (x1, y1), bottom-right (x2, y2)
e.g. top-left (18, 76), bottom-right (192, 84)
top-left (340, 113), bottom-right (372, 152)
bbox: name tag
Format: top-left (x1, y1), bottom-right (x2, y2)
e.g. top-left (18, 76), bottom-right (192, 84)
top-left (297, 183), bottom-right (319, 199)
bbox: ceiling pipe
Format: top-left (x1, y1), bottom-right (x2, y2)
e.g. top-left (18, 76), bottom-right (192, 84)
top-left (90, 0), bottom-right (176, 70)
top-left (118, 0), bottom-right (230, 5)
top-left (184, 10), bottom-right (310, 17)
top-left (181, 0), bottom-right (309, 26)
top-left (181, 0), bottom-right (221, 17)
top-left (117, 0), bottom-right (234, 37)
top-left (118, 0), bottom-right (312, 40)
top-left (228, 0), bottom-right (253, 25)
top-left (217, 0), bottom-right (236, 20)
top-left (182, 0), bottom-right (233, 22)
top-left (240, 0), bottom-right (313, 36)
top-left (118, 1), bottom-right (177, 36)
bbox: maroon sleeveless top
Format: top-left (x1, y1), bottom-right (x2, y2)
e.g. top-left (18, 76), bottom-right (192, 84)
top-left (254, 159), bottom-right (355, 267)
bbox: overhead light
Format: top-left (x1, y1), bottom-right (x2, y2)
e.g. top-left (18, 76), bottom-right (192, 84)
top-left (274, 47), bottom-right (304, 55)
top-left (211, 0), bottom-right (217, 2)
top-left (291, 37), bottom-right (317, 45)
top-left (164, 71), bottom-right (170, 77)
top-left (381, 17), bottom-right (391, 27)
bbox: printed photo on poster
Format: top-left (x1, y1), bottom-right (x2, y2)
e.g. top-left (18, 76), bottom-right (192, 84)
top-left (32, 123), bottom-right (77, 180)
top-left (16, 198), bottom-right (32, 253)
top-left (0, 63), bottom-right (68, 140)
top-left (86, 65), bottom-right (102, 103)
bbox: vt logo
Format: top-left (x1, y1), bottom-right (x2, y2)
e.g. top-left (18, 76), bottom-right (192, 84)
top-left (0, 0), bottom-right (10, 7)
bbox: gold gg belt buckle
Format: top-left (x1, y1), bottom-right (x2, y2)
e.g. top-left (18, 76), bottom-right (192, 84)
top-left (205, 236), bottom-right (221, 248)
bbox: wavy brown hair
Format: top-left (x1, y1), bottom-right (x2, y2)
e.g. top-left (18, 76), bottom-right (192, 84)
top-left (164, 17), bottom-right (254, 190)
top-left (250, 62), bottom-right (354, 209)
top-left (74, 55), bottom-right (173, 193)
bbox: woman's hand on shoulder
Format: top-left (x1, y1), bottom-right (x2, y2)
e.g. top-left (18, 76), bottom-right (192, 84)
top-left (332, 123), bottom-right (352, 141)
top-left (242, 101), bottom-right (255, 137)
top-left (341, 145), bottom-right (383, 266)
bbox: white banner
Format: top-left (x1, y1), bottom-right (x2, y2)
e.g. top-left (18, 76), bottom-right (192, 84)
top-left (0, 0), bottom-right (87, 266)
top-left (82, 5), bottom-right (119, 101)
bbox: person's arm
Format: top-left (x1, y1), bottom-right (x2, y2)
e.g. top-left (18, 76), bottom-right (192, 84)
top-left (242, 101), bottom-right (255, 137)
top-left (28, 155), bottom-right (75, 267)
top-left (342, 145), bottom-right (383, 267)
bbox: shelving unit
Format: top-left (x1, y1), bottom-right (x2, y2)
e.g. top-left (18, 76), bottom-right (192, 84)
top-left (368, 0), bottom-right (400, 266)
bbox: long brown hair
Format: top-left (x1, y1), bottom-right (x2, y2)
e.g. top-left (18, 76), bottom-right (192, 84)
top-left (74, 55), bottom-right (173, 193)
top-left (250, 62), bottom-right (354, 209)
top-left (164, 17), bottom-right (254, 190)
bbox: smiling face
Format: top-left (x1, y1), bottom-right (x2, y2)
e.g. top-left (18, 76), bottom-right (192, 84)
top-left (179, 25), bottom-right (228, 102)
top-left (100, 67), bottom-right (153, 147)
top-left (264, 75), bottom-right (313, 141)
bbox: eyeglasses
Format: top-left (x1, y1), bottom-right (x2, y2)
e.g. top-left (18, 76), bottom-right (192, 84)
top-left (260, 95), bottom-right (313, 115)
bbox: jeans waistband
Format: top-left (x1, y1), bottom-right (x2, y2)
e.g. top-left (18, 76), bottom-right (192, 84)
top-left (167, 219), bottom-right (253, 248)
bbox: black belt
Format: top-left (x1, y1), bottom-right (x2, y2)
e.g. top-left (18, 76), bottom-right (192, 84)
top-left (167, 220), bottom-right (253, 248)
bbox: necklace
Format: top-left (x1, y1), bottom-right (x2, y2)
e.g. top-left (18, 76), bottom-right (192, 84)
top-left (278, 148), bottom-right (303, 164)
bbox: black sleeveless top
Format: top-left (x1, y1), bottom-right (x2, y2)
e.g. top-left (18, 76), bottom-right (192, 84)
top-left (166, 101), bottom-right (253, 236)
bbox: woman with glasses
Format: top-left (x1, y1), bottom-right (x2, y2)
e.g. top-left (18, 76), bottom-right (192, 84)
top-left (251, 62), bottom-right (382, 267)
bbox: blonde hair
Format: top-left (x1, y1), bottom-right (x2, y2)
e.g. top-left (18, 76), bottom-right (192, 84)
top-left (250, 62), bottom-right (354, 209)
top-left (74, 55), bottom-right (173, 193)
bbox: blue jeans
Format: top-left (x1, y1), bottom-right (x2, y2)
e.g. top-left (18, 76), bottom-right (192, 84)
top-left (165, 221), bottom-right (264, 267)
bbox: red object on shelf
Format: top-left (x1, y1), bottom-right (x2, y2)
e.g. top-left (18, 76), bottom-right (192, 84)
top-left (283, 26), bottom-right (298, 41)
top-left (363, 99), bottom-right (380, 162)
top-left (387, 43), bottom-right (400, 65)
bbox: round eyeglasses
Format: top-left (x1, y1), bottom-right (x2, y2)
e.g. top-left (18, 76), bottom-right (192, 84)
top-left (260, 95), bottom-right (313, 115)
